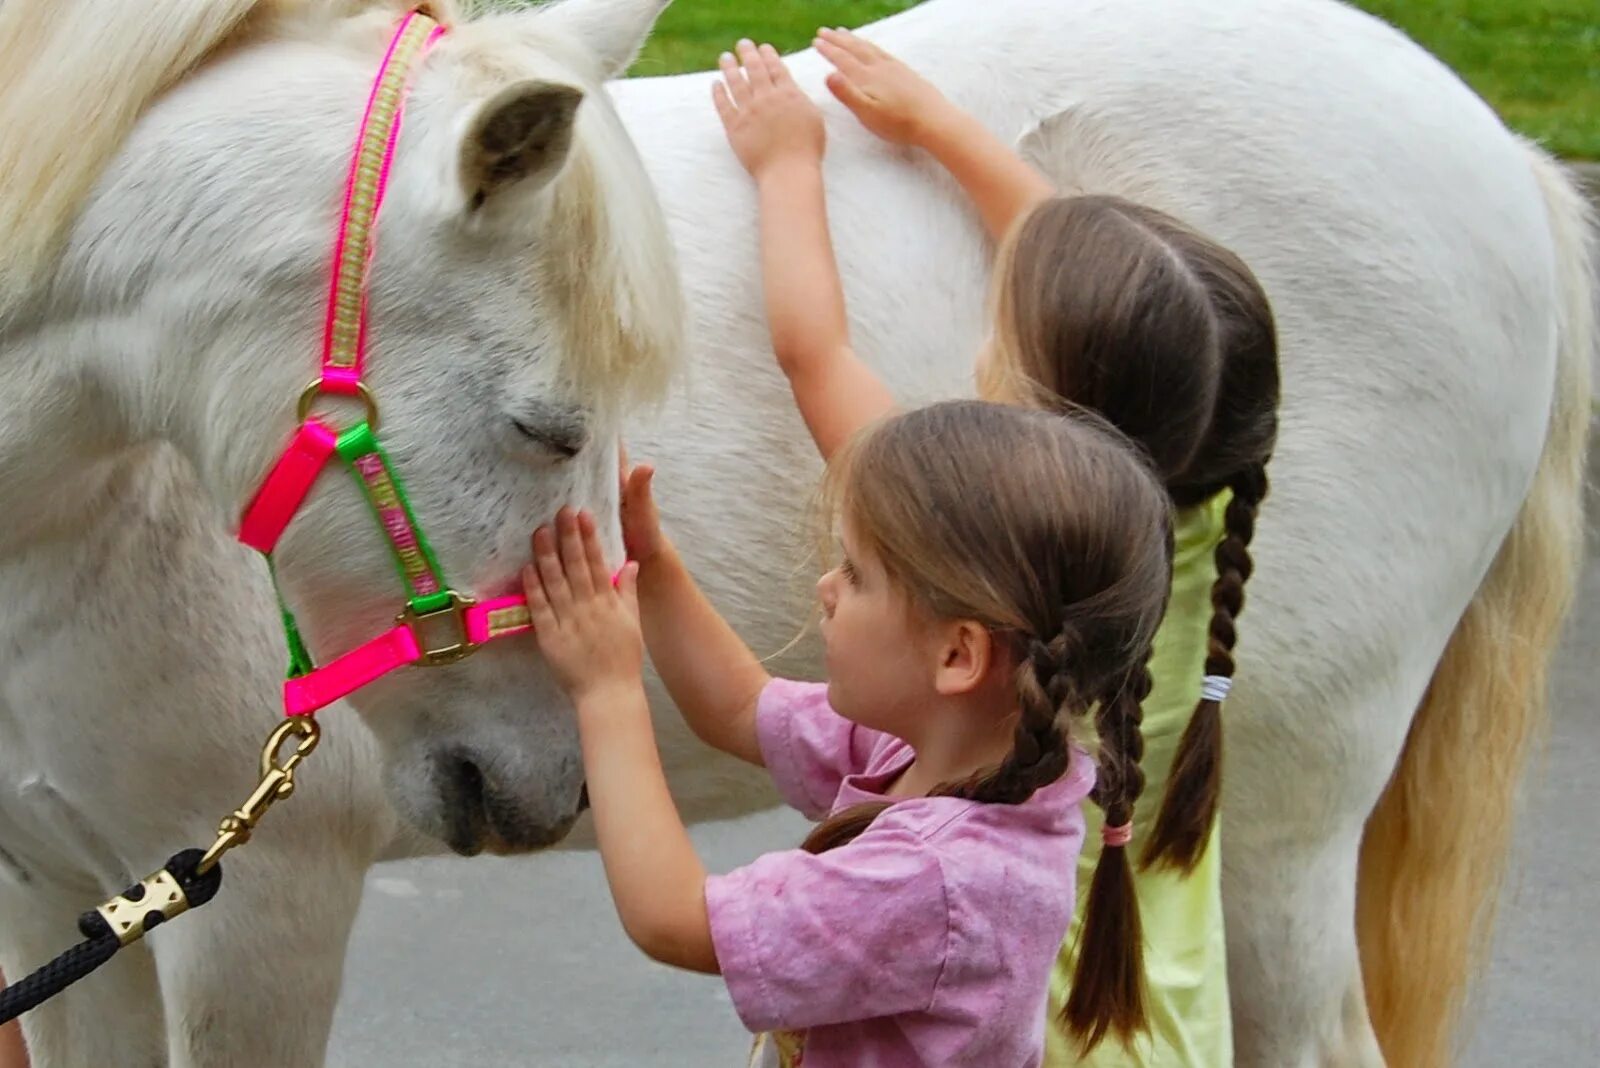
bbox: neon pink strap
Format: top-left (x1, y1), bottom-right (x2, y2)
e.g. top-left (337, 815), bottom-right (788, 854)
top-left (464, 595), bottom-right (533, 644)
top-left (319, 11), bottom-right (445, 388)
top-left (284, 625), bottom-right (421, 717)
top-left (281, 565), bottom-right (623, 715)
top-left (239, 421), bottom-right (340, 553)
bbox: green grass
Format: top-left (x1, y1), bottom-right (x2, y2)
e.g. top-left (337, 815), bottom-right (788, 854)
top-left (624, 0), bottom-right (1599, 160)
top-left (629, 1), bottom-right (919, 76)
top-left (1354, 1), bottom-right (1599, 159)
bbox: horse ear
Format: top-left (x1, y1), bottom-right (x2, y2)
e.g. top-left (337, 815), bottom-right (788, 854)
top-left (458, 80), bottom-right (584, 212)
top-left (536, 0), bottom-right (672, 80)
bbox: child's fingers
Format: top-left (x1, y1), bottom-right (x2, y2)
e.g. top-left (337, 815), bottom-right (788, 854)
top-left (521, 563), bottom-right (556, 632)
top-left (577, 510), bottom-right (612, 590)
top-left (736, 39), bottom-right (769, 89)
top-left (533, 525), bottom-right (573, 617)
top-left (851, 29), bottom-right (893, 63)
top-left (718, 51), bottom-right (750, 106)
top-left (557, 508), bottom-right (595, 600)
top-left (823, 26), bottom-right (885, 64)
top-left (813, 36), bottom-right (867, 82)
top-left (758, 43), bottom-right (790, 85)
top-left (825, 71), bottom-right (872, 114)
top-left (711, 79), bottom-right (736, 126)
top-left (630, 464), bottom-right (657, 508)
top-left (616, 561), bottom-right (641, 616)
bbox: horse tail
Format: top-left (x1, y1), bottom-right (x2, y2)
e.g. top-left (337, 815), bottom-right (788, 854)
top-left (1355, 145), bottom-right (1594, 1068)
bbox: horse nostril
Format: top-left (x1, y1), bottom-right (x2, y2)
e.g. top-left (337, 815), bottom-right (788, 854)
top-left (451, 755), bottom-right (486, 804)
top-left (577, 784), bottom-right (590, 813)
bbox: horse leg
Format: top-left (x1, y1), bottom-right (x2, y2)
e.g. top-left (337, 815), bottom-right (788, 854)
top-left (0, 876), bottom-right (166, 1068)
top-left (1222, 827), bottom-right (1387, 1068)
top-left (1221, 667), bottom-right (1430, 1068)
top-left (147, 842), bottom-right (367, 1068)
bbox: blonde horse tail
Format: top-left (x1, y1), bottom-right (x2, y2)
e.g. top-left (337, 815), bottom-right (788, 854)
top-left (1355, 145), bottom-right (1595, 1068)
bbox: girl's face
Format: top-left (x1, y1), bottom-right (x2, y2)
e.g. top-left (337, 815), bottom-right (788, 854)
top-left (815, 520), bottom-right (941, 736)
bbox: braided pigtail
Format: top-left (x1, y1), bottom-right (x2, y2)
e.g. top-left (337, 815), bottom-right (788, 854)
top-left (1061, 648), bottom-right (1155, 1051)
top-left (1141, 462), bottom-right (1269, 871)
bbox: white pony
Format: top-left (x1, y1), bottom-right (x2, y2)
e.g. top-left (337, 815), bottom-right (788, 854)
top-left (0, 0), bottom-right (1590, 1066)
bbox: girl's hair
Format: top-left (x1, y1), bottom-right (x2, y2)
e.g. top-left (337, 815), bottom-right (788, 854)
top-left (801, 400), bottom-right (1175, 1051)
top-left (989, 195), bottom-right (1281, 875)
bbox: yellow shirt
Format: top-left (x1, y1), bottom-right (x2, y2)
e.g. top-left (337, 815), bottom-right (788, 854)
top-left (1045, 493), bottom-right (1233, 1067)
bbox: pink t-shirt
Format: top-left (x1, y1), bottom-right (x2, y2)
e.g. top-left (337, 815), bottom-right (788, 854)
top-left (705, 678), bottom-right (1093, 1068)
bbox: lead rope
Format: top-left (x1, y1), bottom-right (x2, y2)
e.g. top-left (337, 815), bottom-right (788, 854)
top-left (0, 850), bottom-right (223, 1025)
top-left (0, 717), bottom-right (320, 1026)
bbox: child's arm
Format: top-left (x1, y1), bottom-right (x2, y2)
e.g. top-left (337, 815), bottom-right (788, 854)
top-left (714, 40), bottom-right (895, 460)
top-left (621, 463), bottom-right (768, 766)
top-left (815, 27), bottom-right (1055, 243)
top-left (523, 509), bottom-right (719, 974)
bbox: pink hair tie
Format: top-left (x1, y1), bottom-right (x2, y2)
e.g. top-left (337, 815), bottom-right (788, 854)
top-left (1101, 822), bottom-right (1134, 848)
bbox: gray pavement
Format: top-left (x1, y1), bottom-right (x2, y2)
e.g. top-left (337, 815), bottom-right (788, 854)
top-left (328, 470), bottom-right (1600, 1066)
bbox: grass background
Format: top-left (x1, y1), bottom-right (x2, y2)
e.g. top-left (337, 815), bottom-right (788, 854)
top-left (621, 0), bottom-right (1598, 160)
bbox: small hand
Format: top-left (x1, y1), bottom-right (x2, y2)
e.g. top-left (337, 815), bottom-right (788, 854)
top-left (523, 508), bottom-right (643, 702)
top-left (712, 39), bottom-right (826, 180)
top-left (620, 461), bottom-right (666, 566)
top-left (814, 27), bottom-right (951, 146)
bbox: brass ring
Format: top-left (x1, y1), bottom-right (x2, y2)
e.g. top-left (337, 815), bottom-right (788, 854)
top-left (297, 378), bottom-right (380, 432)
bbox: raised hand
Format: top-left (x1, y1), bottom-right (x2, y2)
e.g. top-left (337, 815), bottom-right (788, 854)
top-left (814, 27), bottom-right (953, 147)
top-left (712, 39), bottom-right (826, 180)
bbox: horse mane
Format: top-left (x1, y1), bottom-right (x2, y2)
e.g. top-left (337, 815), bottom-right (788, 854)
top-left (0, 0), bottom-right (463, 308)
top-left (535, 73), bottom-right (685, 408)
top-left (0, 0), bottom-right (681, 400)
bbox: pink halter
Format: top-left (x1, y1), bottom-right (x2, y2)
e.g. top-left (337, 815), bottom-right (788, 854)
top-left (238, 10), bottom-right (542, 717)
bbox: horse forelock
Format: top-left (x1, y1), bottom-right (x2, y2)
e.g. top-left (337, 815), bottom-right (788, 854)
top-left (536, 102), bottom-right (685, 412)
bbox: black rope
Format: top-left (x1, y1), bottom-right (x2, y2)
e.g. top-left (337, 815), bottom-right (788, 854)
top-left (0, 849), bottom-right (223, 1026)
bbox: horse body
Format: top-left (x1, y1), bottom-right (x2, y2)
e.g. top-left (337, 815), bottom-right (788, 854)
top-left (622, 5), bottom-right (1588, 1065)
top-left (0, 0), bottom-right (1589, 1065)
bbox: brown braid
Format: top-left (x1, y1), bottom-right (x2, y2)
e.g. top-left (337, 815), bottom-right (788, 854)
top-left (1060, 617), bottom-right (1159, 1050)
top-left (990, 195), bottom-right (1280, 881)
top-left (1143, 463), bottom-right (1268, 870)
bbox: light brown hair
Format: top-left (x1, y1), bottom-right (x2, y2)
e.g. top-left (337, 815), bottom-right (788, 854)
top-left (801, 399), bottom-right (1175, 1050)
top-left (989, 195), bottom-right (1281, 876)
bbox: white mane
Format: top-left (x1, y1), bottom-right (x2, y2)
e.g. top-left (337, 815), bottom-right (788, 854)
top-left (0, 0), bottom-right (682, 400)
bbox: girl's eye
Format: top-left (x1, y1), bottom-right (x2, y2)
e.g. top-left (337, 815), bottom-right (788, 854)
top-left (840, 558), bottom-right (859, 585)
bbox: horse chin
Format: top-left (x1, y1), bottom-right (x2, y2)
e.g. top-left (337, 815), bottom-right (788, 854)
top-left (395, 746), bottom-right (585, 857)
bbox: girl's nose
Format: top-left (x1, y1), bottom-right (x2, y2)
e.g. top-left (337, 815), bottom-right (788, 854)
top-left (816, 570), bottom-right (838, 616)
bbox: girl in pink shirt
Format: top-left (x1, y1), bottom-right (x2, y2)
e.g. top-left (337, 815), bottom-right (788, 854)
top-left (521, 401), bottom-right (1173, 1066)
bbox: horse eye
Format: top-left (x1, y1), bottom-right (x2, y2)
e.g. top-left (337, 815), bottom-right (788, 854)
top-left (511, 417), bottom-right (582, 460)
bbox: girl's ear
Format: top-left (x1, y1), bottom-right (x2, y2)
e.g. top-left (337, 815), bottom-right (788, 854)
top-left (932, 619), bottom-right (995, 697)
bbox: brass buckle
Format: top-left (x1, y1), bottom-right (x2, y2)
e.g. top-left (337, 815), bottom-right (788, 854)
top-left (399, 591), bottom-right (479, 666)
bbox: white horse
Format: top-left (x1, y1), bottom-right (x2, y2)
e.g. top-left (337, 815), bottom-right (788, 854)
top-left (0, 0), bottom-right (1590, 1066)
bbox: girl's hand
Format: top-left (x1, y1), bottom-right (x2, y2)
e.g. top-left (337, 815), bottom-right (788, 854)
top-left (713, 39), bottom-right (825, 180)
top-left (814, 27), bottom-right (953, 147)
top-left (523, 508), bottom-right (643, 702)
top-left (620, 461), bottom-right (667, 566)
